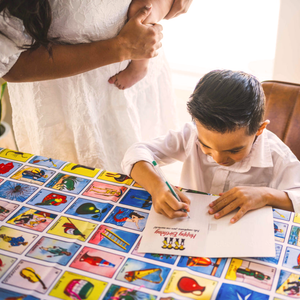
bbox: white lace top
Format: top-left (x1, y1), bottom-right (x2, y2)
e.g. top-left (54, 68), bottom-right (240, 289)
top-left (0, 0), bottom-right (178, 172)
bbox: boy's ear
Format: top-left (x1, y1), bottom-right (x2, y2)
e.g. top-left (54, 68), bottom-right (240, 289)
top-left (256, 120), bottom-right (270, 136)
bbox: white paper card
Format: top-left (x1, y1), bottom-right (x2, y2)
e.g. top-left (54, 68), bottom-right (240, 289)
top-left (139, 193), bottom-right (275, 258)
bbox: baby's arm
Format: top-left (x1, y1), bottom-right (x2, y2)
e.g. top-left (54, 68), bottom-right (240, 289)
top-left (208, 187), bottom-right (293, 223)
top-left (131, 161), bottom-right (190, 218)
top-left (128, 0), bottom-right (174, 24)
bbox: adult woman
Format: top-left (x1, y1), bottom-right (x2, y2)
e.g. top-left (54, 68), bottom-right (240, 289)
top-left (0, 0), bottom-right (191, 171)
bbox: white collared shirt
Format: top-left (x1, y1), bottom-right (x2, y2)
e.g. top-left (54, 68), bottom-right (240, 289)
top-left (122, 122), bottom-right (300, 212)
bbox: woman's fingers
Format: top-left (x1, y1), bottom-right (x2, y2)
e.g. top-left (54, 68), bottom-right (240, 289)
top-left (119, 6), bottom-right (164, 60)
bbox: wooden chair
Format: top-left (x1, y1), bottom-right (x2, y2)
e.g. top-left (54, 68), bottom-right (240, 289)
top-left (262, 80), bottom-right (300, 160)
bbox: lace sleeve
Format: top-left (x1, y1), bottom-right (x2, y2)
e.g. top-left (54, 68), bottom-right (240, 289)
top-left (0, 12), bottom-right (31, 77)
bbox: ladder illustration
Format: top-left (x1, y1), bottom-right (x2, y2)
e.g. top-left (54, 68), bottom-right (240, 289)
top-left (101, 228), bottom-right (129, 250)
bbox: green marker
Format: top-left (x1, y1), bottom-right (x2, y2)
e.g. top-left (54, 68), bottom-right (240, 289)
top-left (152, 160), bottom-right (190, 218)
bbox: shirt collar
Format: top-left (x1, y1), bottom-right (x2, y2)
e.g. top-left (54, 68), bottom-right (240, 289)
top-left (204, 129), bottom-right (273, 173)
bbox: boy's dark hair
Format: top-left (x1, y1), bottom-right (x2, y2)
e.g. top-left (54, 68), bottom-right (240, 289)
top-left (187, 70), bottom-right (265, 135)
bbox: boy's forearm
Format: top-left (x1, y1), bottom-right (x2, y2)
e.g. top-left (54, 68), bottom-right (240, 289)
top-left (265, 187), bottom-right (294, 212)
top-left (130, 160), bottom-right (165, 195)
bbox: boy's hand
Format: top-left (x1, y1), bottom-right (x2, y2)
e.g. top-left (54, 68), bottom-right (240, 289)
top-left (152, 186), bottom-right (190, 218)
top-left (208, 186), bottom-right (269, 223)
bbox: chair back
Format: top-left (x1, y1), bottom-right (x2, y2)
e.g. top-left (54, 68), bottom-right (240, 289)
top-left (262, 80), bottom-right (300, 160)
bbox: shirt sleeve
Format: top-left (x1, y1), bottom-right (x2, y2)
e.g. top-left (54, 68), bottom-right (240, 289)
top-left (271, 150), bottom-right (300, 213)
top-left (0, 12), bottom-right (31, 77)
top-left (121, 122), bottom-right (197, 176)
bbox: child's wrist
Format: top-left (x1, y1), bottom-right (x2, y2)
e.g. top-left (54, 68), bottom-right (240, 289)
top-left (149, 180), bottom-right (166, 198)
top-left (263, 187), bottom-right (293, 211)
top-left (262, 187), bottom-right (273, 207)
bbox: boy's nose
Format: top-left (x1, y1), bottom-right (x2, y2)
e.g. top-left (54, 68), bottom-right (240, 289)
top-left (212, 151), bottom-right (227, 164)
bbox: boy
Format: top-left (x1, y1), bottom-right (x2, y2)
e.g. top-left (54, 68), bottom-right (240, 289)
top-left (108, 0), bottom-right (174, 89)
top-left (121, 70), bottom-right (300, 222)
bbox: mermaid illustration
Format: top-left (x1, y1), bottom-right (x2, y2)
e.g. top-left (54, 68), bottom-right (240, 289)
top-left (113, 209), bottom-right (145, 230)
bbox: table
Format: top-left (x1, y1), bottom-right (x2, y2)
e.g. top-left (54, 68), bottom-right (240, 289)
top-left (0, 147), bottom-right (298, 300)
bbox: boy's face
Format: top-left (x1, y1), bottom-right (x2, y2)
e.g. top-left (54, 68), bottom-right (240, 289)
top-left (195, 120), bottom-right (267, 166)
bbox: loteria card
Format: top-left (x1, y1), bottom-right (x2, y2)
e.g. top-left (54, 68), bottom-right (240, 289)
top-left (45, 173), bottom-right (91, 194)
top-left (27, 189), bottom-right (75, 212)
top-left (0, 180), bottom-right (38, 202)
top-left (289, 225), bottom-right (300, 247)
top-left (65, 197), bottom-right (113, 222)
top-left (293, 213), bottom-right (300, 224)
top-left (7, 207), bottom-right (57, 232)
top-left (0, 158), bottom-right (22, 177)
top-left (283, 247), bottom-right (300, 272)
top-left (0, 288), bottom-right (41, 300)
top-left (116, 258), bottom-right (171, 291)
top-left (88, 224), bottom-right (139, 253)
top-left (177, 256), bottom-right (227, 278)
top-left (0, 226), bottom-right (37, 254)
top-left (132, 238), bottom-right (178, 265)
top-left (104, 206), bottom-right (148, 232)
top-left (119, 188), bottom-right (152, 210)
top-left (225, 258), bottom-right (276, 290)
top-left (274, 221), bottom-right (288, 242)
top-left (10, 165), bottom-right (54, 186)
top-left (273, 208), bottom-right (291, 221)
top-left (82, 181), bottom-right (127, 202)
top-left (139, 193), bottom-right (275, 258)
top-left (26, 236), bottom-right (81, 266)
top-left (0, 253), bottom-right (17, 278)
top-left (70, 246), bottom-right (125, 278)
top-left (47, 216), bottom-right (97, 242)
top-left (164, 270), bottom-right (217, 300)
top-left (133, 181), bottom-right (143, 188)
top-left (49, 271), bottom-right (107, 300)
top-left (3, 259), bottom-right (61, 294)
top-left (103, 284), bottom-right (157, 300)
top-left (0, 149), bottom-right (33, 162)
top-left (97, 170), bottom-right (134, 185)
top-left (62, 163), bottom-right (100, 177)
top-left (0, 199), bottom-right (19, 221)
top-left (28, 155), bottom-right (66, 169)
top-left (276, 269), bottom-right (300, 297)
top-left (216, 283), bottom-right (269, 300)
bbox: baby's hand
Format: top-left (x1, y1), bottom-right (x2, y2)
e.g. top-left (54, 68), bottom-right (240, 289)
top-left (152, 186), bottom-right (190, 219)
top-left (208, 186), bottom-right (269, 223)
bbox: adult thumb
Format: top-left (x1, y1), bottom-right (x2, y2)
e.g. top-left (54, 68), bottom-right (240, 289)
top-left (133, 4), bottom-right (152, 24)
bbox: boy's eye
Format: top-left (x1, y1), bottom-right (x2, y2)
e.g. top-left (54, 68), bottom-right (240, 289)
top-left (229, 150), bottom-right (240, 154)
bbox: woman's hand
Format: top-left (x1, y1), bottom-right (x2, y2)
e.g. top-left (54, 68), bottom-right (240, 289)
top-left (152, 185), bottom-right (190, 219)
top-left (117, 5), bottom-right (163, 61)
top-left (164, 0), bottom-right (193, 20)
